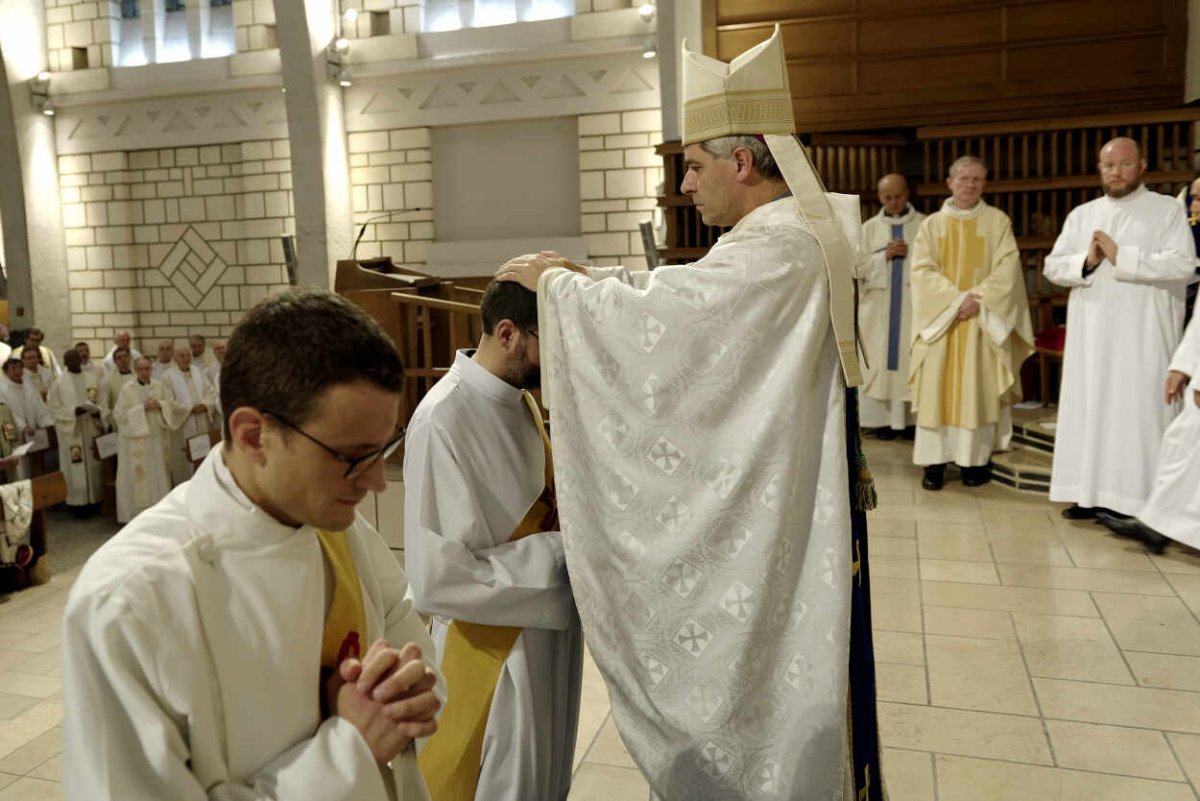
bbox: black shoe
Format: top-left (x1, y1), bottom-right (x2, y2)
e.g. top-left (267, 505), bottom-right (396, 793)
top-left (1097, 513), bottom-right (1171, 554)
top-left (961, 466), bottom-right (992, 487)
top-left (1061, 504), bottom-right (1099, 520)
top-left (875, 427), bottom-right (898, 441)
top-left (921, 464), bottom-right (946, 491)
top-left (901, 426), bottom-right (916, 441)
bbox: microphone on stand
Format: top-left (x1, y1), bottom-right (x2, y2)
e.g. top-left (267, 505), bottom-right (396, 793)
top-left (350, 208), bottom-right (427, 261)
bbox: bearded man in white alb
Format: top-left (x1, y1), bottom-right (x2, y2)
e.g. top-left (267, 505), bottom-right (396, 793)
top-left (857, 173), bottom-right (924, 438)
top-left (496, 27), bottom-right (883, 801)
top-left (406, 280), bottom-right (581, 801)
top-left (112, 357), bottom-right (188, 523)
top-left (0, 356), bottom-right (54, 478)
top-left (62, 288), bottom-right (443, 800)
top-left (21, 348), bottom-right (50, 399)
top-left (48, 349), bottom-right (108, 513)
top-left (163, 345), bottom-right (217, 484)
top-left (1046, 137), bottom-right (1196, 520)
top-left (13, 327), bottom-right (62, 377)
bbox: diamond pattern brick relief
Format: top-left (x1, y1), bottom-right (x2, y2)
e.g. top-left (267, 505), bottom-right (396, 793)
top-left (157, 226), bottom-right (228, 307)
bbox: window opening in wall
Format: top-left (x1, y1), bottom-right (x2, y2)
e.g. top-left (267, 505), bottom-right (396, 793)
top-left (422, 0), bottom-right (573, 33)
top-left (166, 0), bottom-right (186, 10)
top-left (120, 0), bottom-right (140, 18)
top-left (70, 47), bottom-right (88, 70)
top-left (211, 0), bottom-right (232, 5)
top-left (369, 11), bottom-right (391, 36)
top-left (203, 1), bottom-right (236, 57)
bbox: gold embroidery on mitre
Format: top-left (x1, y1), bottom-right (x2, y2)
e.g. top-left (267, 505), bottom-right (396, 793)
top-left (683, 92), bottom-right (795, 145)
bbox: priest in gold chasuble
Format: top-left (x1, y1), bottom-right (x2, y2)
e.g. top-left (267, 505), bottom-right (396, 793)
top-left (909, 156), bottom-right (1035, 490)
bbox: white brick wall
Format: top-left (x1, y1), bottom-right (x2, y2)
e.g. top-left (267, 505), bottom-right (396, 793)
top-left (340, 0), bottom-right (421, 39)
top-left (578, 109), bottom-right (662, 269)
top-left (348, 127), bottom-right (434, 268)
top-left (46, 0), bottom-right (120, 72)
top-left (58, 140), bottom-right (295, 353)
top-left (233, 0), bottom-right (277, 53)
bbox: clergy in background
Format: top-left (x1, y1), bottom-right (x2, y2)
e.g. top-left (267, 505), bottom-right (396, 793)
top-left (103, 347), bottom-right (136, 416)
top-left (101, 331), bottom-right (142, 374)
top-left (112, 357), bottom-right (187, 523)
top-left (21, 348), bottom-right (50, 399)
top-left (151, 339), bottom-right (174, 380)
top-left (76, 342), bottom-right (103, 378)
top-left (909, 156), bottom-right (1034, 490)
top-left (407, 281), bottom-right (581, 801)
top-left (1102, 305), bottom-right (1200, 551)
top-left (857, 173), bottom-right (924, 437)
top-left (62, 288), bottom-right (442, 800)
top-left (1045, 137), bottom-right (1196, 519)
top-left (190, 334), bottom-right (218, 371)
top-left (163, 345), bottom-right (216, 485)
top-left (0, 357), bottom-right (54, 479)
top-left (497, 27), bottom-right (883, 801)
top-left (48, 349), bottom-right (108, 514)
top-left (13, 327), bottom-right (62, 377)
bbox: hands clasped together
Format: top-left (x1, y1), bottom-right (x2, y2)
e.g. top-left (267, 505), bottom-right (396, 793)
top-left (325, 639), bottom-right (441, 766)
top-left (1085, 230), bottom-right (1119, 269)
top-left (495, 251), bottom-right (587, 291)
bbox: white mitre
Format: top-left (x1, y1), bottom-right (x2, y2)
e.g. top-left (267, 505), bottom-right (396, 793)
top-left (680, 26), bottom-right (864, 386)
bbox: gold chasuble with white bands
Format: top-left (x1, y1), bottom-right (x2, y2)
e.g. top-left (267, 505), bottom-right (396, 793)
top-left (419, 392), bottom-right (556, 801)
top-left (316, 530), bottom-right (368, 674)
top-left (909, 201), bottom-right (1035, 431)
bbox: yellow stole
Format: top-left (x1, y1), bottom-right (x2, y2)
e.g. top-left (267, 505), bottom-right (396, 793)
top-left (316, 530), bottom-right (368, 678)
top-left (418, 392), bottom-right (556, 801)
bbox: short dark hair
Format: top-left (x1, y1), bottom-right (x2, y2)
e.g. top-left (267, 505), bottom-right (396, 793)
top-left (113, 347), bottom-right (130, 357)
top-left (28, 327), bottom-right (43, 337)
top-left (480, 280), bottom-right (537, 336)
top-left (2, 359), bottom-right (20, 370)
top-left (220, 288), bottom-right (405, 440)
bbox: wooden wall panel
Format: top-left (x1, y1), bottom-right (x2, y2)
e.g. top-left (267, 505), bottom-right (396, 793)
top-left (706, 0), bottom-right (1188, 131)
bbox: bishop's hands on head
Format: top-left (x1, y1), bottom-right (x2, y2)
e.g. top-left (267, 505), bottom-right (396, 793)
top-left (495, 250), bottom-right (587, 291)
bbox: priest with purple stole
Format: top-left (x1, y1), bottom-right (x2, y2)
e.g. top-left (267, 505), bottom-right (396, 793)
top-left (858, 174), bottom-right (925, 437)
top-left (496, 26), bottom-right (883, 801)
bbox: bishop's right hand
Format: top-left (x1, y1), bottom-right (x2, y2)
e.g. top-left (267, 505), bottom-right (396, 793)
top-left (1166, 371), bottom-right (1190, 405)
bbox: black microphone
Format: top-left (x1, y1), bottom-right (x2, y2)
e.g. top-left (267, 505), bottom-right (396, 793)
top-left (350, 208), bottom-right (427, 260)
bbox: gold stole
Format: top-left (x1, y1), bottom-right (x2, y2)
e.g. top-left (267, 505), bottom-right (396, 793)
top-left (316, 530), bottom-right (368, 677)
top-left (419, 392), bottom-right (556, 801)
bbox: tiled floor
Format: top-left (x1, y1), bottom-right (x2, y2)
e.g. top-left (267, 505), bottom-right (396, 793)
top-left (4, 436), bottom-right (1200, 800)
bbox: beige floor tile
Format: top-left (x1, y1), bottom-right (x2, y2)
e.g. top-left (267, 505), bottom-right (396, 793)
top-left (1034, 677), bottom-right (1200, 733)
top-left (0, 677), bottom-right (56, 703)
top-left (1012, 612), bottom-right (1133, 684)
top-left (1057, 527), bottom-right (1159, 571)
top-left (870, 577), bottom-right (922, 633)
top-left (0, 698), bottom-right (39, 724)
top-left (6, 632), bottom-right (59, 657)
top-left (916, 528), bottom-right (993, 562)
top-left (921, 581), bottom-right (1097, 617)
top-left (0, 777), bottom-right (14, 792)
top-left (1127, 652), bottom-right (1200, 692)
top-left (0, 729), bottom-right (60, 777)
top-left (924, 634), bottom-right (1037, 715)
top-left (1150, 549), bottom-right (1200, 575)
top-left (983, 513), bottom-right (1058, 538)
top-left (997, 564), bottom-right (1175, 595)
top-left (567, 763), bottom-right (649, 801)
top-left (873, 631), bottom-right (925, 666)
top-left (1046, 719), bottom-right (1184, 781)
top-left (582, 717), bottom-right (637, 770)
top-left (1166, 574), bottom-right (1200, 618)
top-left (876, 663), bottom-right (928, 705)
top-left (880, 748), bottom-right (934, 801)
top-left (0, 776), bottom-right (62, 801)
top-left (872, 555), bottom-right (919, 579)
top-left (919, 559), bottom-right (999, 584)
top-left (1093, 593), bottom-right (1200, 656)
top-left (0, 659), bottom-right (30, 678)
top-left (934, 754), bottom-right (1195, 801)
top-left (871, 537), bottom-right (917, 558)
top-left (877, 490), bottom-right (916, 507)
top-left (870, 504), bottom-right (983, 524)
top-left (1166, 732), bottom-right (1200, 789)
top-left (8, 654), bottom-right (57, 680)
top-left (867, 518), bottom-right (917, 538)
top-left (922, 606), bottom-right (1014, 640)
top-left (988, 536), bottom-right (1074, 567)
top-left (877, 702), bottom-right (1051, 764)
top-left (24, 754), bottom-right (56, 783)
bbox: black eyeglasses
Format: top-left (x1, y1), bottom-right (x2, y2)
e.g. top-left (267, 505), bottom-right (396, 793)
top-left (264, 412), bottom-right (405, 480)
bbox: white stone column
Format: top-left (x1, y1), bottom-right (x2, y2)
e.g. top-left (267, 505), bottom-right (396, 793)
top-left (0, 0), bottom-right (72, 347)
top-left (187, 0), bottom-right (211, 58)
top-left (274, 0), bottom-right (353, 288)
top-left (142, 0), bottom-right (167, 64)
